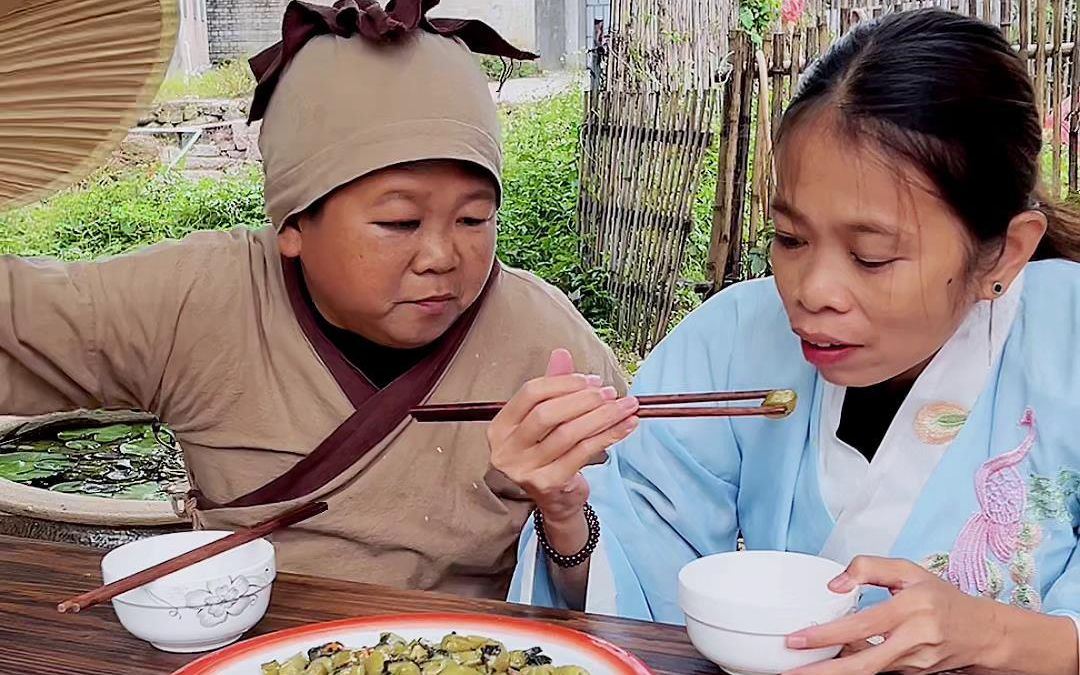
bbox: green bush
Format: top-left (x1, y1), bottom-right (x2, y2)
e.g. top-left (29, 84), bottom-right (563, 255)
top-left (498, 94), bottom-right (621, 346)
top-left (0, 167), bottom-right (265, 260)
top-left (0, 94), bottom-right (625, 353)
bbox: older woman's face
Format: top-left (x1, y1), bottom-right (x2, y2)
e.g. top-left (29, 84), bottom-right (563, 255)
top-left (278, 160), bottom-right (498, 349)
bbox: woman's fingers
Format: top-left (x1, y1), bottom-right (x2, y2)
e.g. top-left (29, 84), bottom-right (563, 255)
top-left (545, 348), bottom-right (575, 377)
top-left (487, 348), bottom-right (637, 505)
top-left (831, 556), bottom-right (930, 593)
top-left (530, 395), bottom-right (640, 466)
top-left (490, 373), bottom-right (600, 440)
top-left (512, 386), bottom-right (625, 448)
top-left (534, 416), bottom-right (640, 491)
top-left (787, 600), bottom-right (897, 651)
top-left (783, 633), bottom-right (912, 675)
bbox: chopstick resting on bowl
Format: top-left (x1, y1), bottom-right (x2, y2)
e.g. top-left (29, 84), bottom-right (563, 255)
top-left (56, 500), bottom-right (328, 614)
top-left (410, 389), bottom-right (798, 422)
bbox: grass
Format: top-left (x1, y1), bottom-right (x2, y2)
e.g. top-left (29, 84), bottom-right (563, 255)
top-left (155, 60), bottom-right (256, 101)
top-left (0, 167), bottom-right (266, 259)
top-left (477, 55), bottom-right (543, 81)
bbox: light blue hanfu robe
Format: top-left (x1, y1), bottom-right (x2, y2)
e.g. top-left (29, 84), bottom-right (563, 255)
top-left (508, 260), bottom-right (1080, 645)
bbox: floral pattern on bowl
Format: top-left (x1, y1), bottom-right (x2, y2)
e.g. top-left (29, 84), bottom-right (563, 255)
top-left (146, 567), bottom-right (275, 629)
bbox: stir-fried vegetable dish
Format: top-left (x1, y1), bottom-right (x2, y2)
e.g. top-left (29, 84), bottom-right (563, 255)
top-left (259, 632), bottom-right (589, 675)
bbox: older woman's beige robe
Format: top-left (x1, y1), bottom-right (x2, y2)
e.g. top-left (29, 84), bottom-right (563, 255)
top-left (0, 226), bottom-right (627, 600)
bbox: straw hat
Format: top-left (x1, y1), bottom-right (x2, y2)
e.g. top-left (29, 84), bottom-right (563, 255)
top-left (0, 0), bottom-right (177, 211)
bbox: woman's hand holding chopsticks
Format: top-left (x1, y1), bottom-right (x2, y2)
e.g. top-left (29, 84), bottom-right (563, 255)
top-left (488, 348), bottom-right (638, 526)
top-left (488, 347), bottom-right (638, 610)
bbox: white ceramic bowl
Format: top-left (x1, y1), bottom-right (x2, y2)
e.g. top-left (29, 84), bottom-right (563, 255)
top-left (678, 550), bottom-right (859, 675)
top-left (101, 530), bottom-right (276, 653)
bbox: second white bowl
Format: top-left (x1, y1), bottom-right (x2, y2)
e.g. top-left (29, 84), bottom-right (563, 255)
top-left (678, 550), bottom-right (859, 675)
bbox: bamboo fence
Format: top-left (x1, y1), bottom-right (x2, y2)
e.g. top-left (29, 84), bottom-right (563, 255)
top-left (576, 0), bottom-right (729, 355)
top-left (707, 0), bottom-right (1080, 291)
top-left (578, 0), bottom-right (1080, 350)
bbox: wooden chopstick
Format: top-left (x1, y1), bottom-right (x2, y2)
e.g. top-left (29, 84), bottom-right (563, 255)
top-left (415, 389), bottom-right (776, 413)
top-left (410, 389), bottom-right (797, 422)
top-left (56, 501), bottom-right (328, 614)
top-left (637, 405), bottom-right (788, 418)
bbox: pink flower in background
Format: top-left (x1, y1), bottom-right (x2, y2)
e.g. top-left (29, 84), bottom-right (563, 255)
top-left (782, 0), bottom-right (807, 25)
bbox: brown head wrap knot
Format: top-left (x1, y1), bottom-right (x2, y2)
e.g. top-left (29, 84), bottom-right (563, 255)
top-left (251, 0), bottom-right (537, 229)
top-left (248, 0), bottom-right (538, 123)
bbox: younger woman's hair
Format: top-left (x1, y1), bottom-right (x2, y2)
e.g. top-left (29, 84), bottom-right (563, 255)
top-left (776, 7), bottom-right (1080, 264)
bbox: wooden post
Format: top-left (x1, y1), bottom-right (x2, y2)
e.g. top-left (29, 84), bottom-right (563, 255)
top-left (771, 29), bottom-right (786, 145)
top-left (1036, 0), bottom-right (1048, 119)
top-left (1020, 0), bottom-right (1032, 74)
top-left (725, 42), bottom-right (757, 283)
top-left (819, 0), bottom-right (830, 56)
top-left (707, 31), bottom-right (746, 293)
top-left (1070, 29), bottom-right (1080, 193)
top-left (750, 42), bottom-right (772, 242)
top-left (1052, 0), bottom-right (1065, 196)
top-left (589, 18), bottom-right (606, 93)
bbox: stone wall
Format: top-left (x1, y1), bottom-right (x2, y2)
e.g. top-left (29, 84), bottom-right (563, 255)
top-left (137, 99), bottom-right (249, 128)
top-left (122, 99), bottom-right (263, 180)
top-left (169, 121), bottom-right (263, 180)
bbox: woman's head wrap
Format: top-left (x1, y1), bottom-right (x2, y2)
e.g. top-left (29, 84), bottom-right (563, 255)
top-left (251, 0), bottom-right (536, 229)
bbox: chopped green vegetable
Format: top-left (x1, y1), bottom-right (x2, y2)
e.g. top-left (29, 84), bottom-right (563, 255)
top-left (257, 634), bottom-right (587, 675)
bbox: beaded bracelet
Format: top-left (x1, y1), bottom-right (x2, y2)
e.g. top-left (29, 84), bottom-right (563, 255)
top-left (533, 502), bottom-right (600, 568)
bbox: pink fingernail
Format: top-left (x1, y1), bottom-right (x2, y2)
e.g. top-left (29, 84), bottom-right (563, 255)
top-left (618, 396), bottom-right (639, 411)
top-left (600, 386), bottom-right (617, 400)
top-left (621, 418), bottom-right (639, 433)
top-left (829, 573), bottom-right (853, 591)
top-left (787, 635), bottom-right (808, 649)
top-left (586, 375), bottom-right (603, 387)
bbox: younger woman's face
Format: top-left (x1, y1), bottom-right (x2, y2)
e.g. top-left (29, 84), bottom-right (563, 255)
top-left (770, 113), bottom-right (979, 387)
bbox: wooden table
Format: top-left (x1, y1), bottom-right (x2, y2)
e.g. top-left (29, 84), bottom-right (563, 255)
top-left (0, 535), bottom-right (716, 674)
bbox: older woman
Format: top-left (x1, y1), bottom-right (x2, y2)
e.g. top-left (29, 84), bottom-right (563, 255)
top-left (0, 0), bottom-right (624, 600)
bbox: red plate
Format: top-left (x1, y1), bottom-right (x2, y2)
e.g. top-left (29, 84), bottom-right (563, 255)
top-left (173, 612), bottom-right (655, 675)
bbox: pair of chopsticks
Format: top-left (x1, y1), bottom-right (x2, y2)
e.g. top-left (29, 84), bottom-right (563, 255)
top-left (410, 389), bottom-right (797, 422)
top-left (57, 501), bottom-right (328, 614)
